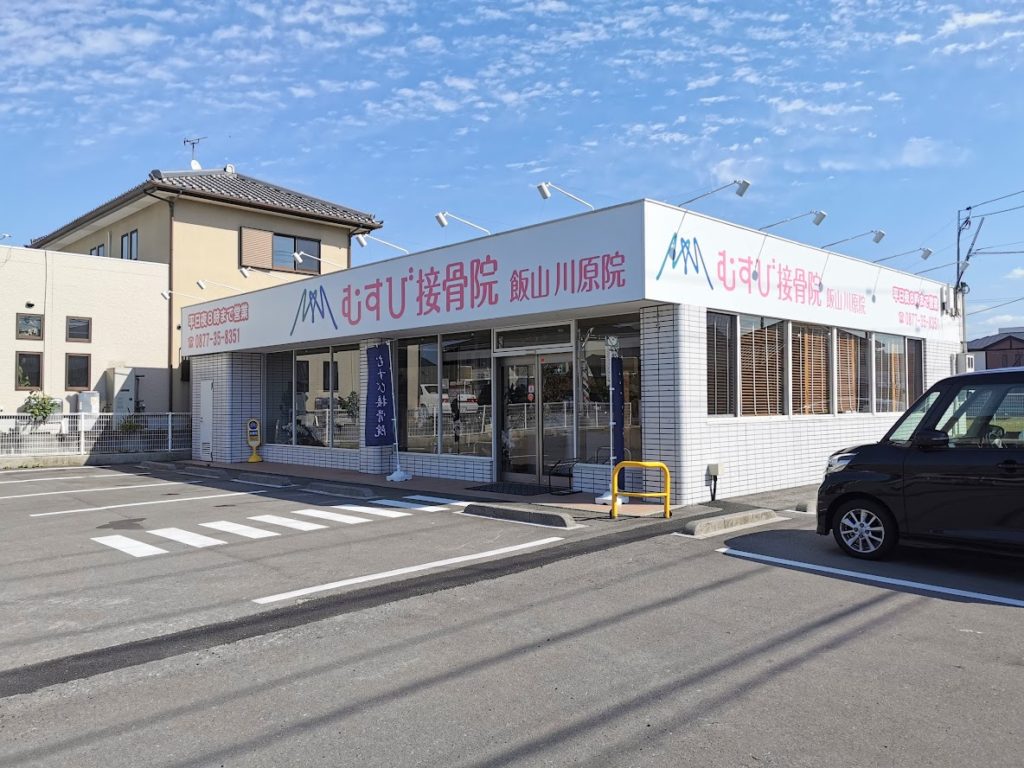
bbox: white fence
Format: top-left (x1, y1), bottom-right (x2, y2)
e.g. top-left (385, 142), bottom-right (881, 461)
top-left (0, 413), bottom-right (191, 457)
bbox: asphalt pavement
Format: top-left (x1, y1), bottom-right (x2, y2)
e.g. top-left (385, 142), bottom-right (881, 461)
top-left (1, 464), bottom-right (1022, 767)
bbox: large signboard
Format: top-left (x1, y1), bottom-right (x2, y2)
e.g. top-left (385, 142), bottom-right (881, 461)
top-left (181, 203), bottom-right (646, 354)
top-left (643, 201), bottom-right (959, 342)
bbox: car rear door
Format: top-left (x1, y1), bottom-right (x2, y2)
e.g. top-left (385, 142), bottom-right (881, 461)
top-left (903, 381), bottom-right (1024, 547)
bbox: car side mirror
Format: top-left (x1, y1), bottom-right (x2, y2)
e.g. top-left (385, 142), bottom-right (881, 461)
top-left (912, 429), bottom-right (949, 449)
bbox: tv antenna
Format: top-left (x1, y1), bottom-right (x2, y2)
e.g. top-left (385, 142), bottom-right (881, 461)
top-left (184, 136), bottom-right (207, 170)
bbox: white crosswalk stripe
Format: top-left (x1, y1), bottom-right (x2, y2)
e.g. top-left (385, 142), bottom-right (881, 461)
top-left (92, 535), bottom-right (168, 557)
top-left (149, 528), bottom-right (228, 548)
top-left (331, 504), bottom-right (410, 519)
top-left (248, 514), bottom-right (327, 531)
top-left (199, 521), bottom-right (280, 539)
top-left (289, 509), bottom-right (370, 525)
top-left (404, 495), bottom-right (471, 507)
top-left (374, 499), bottom-right (449, 512)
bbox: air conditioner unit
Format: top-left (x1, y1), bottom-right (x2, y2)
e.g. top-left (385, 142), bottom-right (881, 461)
top-left (955, 353), bottom-right (975, 374)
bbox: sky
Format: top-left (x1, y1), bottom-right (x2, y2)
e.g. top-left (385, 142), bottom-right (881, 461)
top-left (1, 0), bottom-right (1023, 339)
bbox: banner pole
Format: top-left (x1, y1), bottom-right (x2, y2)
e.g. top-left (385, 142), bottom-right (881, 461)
top-left (385, 339), bottom-right (412, 482)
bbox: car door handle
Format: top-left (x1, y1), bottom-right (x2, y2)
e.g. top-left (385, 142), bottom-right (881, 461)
top-left (996, 460), bottom-right (1020, 471)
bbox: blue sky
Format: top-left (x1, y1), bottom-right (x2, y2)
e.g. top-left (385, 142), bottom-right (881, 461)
top-left (2, 0), bottom-right (1023, 338)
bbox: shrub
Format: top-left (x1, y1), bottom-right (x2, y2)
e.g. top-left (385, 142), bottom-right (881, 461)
top-left (23, 392), bottom-right (60, 422)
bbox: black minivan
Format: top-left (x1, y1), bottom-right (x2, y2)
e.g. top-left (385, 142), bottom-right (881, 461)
top-left (817, 367), bottom-right (1024, 560)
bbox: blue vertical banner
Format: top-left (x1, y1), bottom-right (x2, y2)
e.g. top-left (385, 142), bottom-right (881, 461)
top-left (611, 355), bottom-right (625, 464)
top-left (365, 344), bottom-right (396, 447)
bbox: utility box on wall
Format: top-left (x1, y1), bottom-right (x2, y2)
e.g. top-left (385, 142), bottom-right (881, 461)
top-left (955, 353), bottom-right (975, 374)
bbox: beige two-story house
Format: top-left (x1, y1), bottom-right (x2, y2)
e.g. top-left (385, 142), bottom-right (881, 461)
top-left (30, 166), bottom-right (381, 410)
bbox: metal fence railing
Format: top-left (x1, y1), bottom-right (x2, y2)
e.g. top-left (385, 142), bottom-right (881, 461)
top-left (0, 413), bottom-right (191, 457)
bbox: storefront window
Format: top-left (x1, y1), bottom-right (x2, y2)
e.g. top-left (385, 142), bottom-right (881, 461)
top-left (331, 346), bottom-right (361, 449)
top-left (740, 315), bottom-right (784, 416)
top-left (397, 336), bottom-right (439, 453)
top-left (295, 348), bottom-right (330, 446)
top-left (707, 312), bottom-right (736, 415)
top-left (907, 338), bottom-right (924, 403)
top-left (875, 333), bottom-right (908, 412)
top-left (577, 314), bottom-right (642, 463)
top-left (837, 330), bottom-right (870, 413)
top-left (440, 331), bottom-right (492, 456)
top-left (265, 351), bottom-right (294, 445)
top-left (792, 323), bottom-right (831, 415)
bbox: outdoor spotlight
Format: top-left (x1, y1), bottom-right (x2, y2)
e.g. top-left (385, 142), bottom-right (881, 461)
top-left (196, 280), bottom-right (208, 290)
top-left (812, 210), bottom-right (827, 226)
top-left (920, 248), bottom-right (933, 260)
top-left (735, 179), bottom-right (751, 197)
top-left (292, 251), bottom-right (304, 263)
top-left (160, 290), bottom-right (171, 301)
top-left (537, 182), bottom-right (552, 200)
top-left (435, 212), bottom-right (449, 228)
top-left (355, 234), bottom-right (368, 247)
top-left (872, 230), bottom-right (886, 244)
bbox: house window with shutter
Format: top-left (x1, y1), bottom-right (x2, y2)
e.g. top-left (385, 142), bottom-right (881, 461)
top-left (739, 315), bottom-right (784, 416)
top-left (240, 227), bottom-right (274, 269)
top-left (706, 312), bottom-right (736, 415)
top-left (792, 323), bottom-right (831, 415)
top-left (874, 333), bottom-right (907, 412)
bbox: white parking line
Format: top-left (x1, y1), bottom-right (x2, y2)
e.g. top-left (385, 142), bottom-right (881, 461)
top-left (248, 514), bottom-right (327, 531)
top-left (253, 536), bottom-right (565, 604)
top-left (289, 509), bottom-right (371, 525)
top-left (717, 547), bottom-right (1024, 608)
top-left (405, 495), bottom-right (472, 507)
top-left (0, 473), bottom-right (151, 486)
top-left (1, 480), bottom-right (198, 501)
top-left (149, 528), bottom-right (227, 548)
top-left (91, 535), bottom-right (168, 558)
top-left (31, 490), bottom-right (268, 517)
top-left (333, 504), bottom-right (410, 519)
top-left (199, 521), bottom-right (280, 539)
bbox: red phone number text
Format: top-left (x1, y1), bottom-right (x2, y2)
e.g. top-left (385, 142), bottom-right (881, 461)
top-left (187, 328), bottom-right (241, 350)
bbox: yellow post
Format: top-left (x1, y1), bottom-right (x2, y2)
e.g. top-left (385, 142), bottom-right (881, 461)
top-left (609, 461), bottom-right (671, 519)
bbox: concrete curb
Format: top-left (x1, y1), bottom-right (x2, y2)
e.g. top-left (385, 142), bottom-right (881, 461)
top-left (795, 499), bottom-right (818, 514)
top-left (0, 452), bottom-right (189, 471)
top-left (179, 467), bottom-right (227, 479)
top-left (462, 503), bottom-right (577, 528)
top-left (681, 508), bottom-right (776, 537)
top-left (139, 461), bottom-right (179, 472)
top-left (229, 473), bottom-right (294, 486)
top-left (306, 481), bottom-right (377, 500)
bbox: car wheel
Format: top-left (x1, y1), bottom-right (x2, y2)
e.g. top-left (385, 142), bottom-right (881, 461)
top-left (832, 499), bottom-right (898, 560)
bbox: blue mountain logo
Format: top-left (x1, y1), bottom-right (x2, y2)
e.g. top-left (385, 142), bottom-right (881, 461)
top-left (290, 285), bottom-right (338, 336)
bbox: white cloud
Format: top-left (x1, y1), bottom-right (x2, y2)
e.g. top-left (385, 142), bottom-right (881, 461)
top-left (769, 98), bottom-right (872, 116)
top-left (443, 75), bottom-right (477, 92)
top-left (686, 74), bottom-right (722, 90)
top-left (899, 136), bottom-right (951, 167)
top-left (878, 92), bottom-right (902, 102)
top-left (289, 85), bottom-right (315, 98)
top-left (1007, 268), bottom-right (1024, 279)
top-left (894, 32), bottom-right (922, 44)
top-left (699, 95), bottom-right (737, 104)
top-left (937, 11), bottom-right (1024, 37)
top-left (412, 35), bottom-right (445, 53)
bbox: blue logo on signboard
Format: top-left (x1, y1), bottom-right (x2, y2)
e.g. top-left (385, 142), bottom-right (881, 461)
top-left (290, 286), bottom-right (338, 336)
top-left (655, 233), bottom-right (715, 290)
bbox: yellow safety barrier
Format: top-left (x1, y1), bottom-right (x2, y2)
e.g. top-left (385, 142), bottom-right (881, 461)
top-left (610, 460), bottom-right (671, 519)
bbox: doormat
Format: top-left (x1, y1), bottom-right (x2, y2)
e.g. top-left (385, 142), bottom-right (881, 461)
top-left (467, 482), bottom-right (554, 496)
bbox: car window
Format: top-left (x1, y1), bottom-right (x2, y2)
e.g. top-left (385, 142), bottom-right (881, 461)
top-left (886, 390), bottom-right (941, 444)
top-left (989, 386), bottom-right (1024, 448)
top-left (935, 384), bottom-right (1023, 448)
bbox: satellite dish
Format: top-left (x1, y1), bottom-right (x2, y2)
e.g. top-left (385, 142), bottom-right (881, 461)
top-left (190, 159), bottom-right (202, 171)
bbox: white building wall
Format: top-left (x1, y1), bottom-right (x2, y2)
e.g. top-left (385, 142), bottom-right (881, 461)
top-left (190, 352), bottom-right (262, 463)
top-left (0, 246), bottom-right (168, 415)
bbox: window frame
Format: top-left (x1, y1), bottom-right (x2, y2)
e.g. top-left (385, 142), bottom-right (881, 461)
top-left (270, 233), bottom-right (322, 274)
top-left (65, 353), bottom-right (91, 391)
top-left (66, 316), bottom-right (92, 343)
top-left (706, 311), bottom-right (737, 416)
top-left (15, 313), bottom-right (44, 341)
top-left (121, 230), bottom-right (139, 260)
top-left (15, 351), bottom-right (43, 391)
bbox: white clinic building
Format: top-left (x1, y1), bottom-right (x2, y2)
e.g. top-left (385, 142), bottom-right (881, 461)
top-left (183, 199), bottom-right (963, 505)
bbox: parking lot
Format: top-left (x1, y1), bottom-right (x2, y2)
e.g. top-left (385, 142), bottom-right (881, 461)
top-left (0, 463), bottom-right (591, 669)
top-left (2, 465), bottom-right (1023, 767)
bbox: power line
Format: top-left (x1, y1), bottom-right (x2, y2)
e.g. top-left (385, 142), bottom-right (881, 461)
top-left (968, 296), bottom-right (1024, 316)
top-left (968, 187), bottom-right (1024, 211)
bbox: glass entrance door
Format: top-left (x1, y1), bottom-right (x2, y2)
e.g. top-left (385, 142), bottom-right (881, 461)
top-left (499, 354), bottom-right (573, 483)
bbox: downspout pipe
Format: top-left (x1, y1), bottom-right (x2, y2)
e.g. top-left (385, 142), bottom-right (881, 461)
top-left (145, 190), bottom-right (180, 412)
